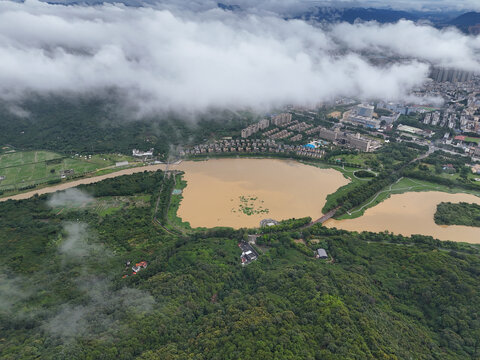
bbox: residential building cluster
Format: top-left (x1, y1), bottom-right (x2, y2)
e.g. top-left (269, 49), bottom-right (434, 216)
top-left (287, 121), bottom-right (313, 132)
top-left (241, 113), bottom-right (294, 139)
top-left (269, 129), bottom-right (293, 140)
top-left (241, 116), bottom-right (309, 143)
top-left (271, 112), bottom-right (293, 126)
top-left (180, 138), bottom-right (325, 159)
top-left (241, 118), bottom-right (270, 138)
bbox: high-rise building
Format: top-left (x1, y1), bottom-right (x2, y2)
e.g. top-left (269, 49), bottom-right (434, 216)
top-left (430, 67), bottom-right (473, 83)
top-left (271, 113), bottom-right (292, 126)
top-left (258, 119), bottom-right (270, 130)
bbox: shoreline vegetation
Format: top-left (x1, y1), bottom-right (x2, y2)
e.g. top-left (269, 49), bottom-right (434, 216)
top-left (2, 154), bottom-right (480, 228)
top-left (434, 202), bottom-right (480, 227)
top-left (334, 177), bottom-right (480, 220)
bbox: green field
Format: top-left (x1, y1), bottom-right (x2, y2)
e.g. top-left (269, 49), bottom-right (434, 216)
top-left (0, 150), bottom-right (134, 191)
top-left (465, 137), bottom-right (480, 144)
top-left (334, 153), bottom-right (381, 170)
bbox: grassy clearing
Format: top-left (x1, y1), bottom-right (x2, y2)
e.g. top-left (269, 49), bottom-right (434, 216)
top-left (336, 177), bottom-right (480, 220)
top-left (465, 137), bottom-right (480, 144)
top-left (0, 150), bottom-right (137, 192)
top-left (337, 153), bottom-right (379, 168)
top-left (50, 195), bottom-right (151, 216)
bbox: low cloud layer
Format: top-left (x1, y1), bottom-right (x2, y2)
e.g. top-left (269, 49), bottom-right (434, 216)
top-left (0, 1), bottom-right (479, 114)
top-left (48, 188), bottom-right (93, 208)
top-left (0, 221), bottom-right (154, 343)
top-left (44, 222), bottom-right (154, 341)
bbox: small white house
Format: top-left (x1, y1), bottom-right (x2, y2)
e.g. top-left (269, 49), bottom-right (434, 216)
top-left (316, 248), bottom-right (328, 259)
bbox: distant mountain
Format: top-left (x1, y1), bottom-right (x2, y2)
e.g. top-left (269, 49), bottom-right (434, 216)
top-left (217, 3), bottom-right (241, 12)
top-left (449, 12), bottom-right (480, 33)
top-left (296, 7), bottom-right (418, 24)
top-left (342, 8), bottom-right (418, 23)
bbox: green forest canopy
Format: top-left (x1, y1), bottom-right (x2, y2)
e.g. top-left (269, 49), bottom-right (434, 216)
top-left (435, 201), bottom-right (480, 227)
top-left (0, 171), bottom-right (480, 359)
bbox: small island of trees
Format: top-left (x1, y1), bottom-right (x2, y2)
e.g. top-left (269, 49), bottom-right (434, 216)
top-left (434, 201), bottom-right (480, 227)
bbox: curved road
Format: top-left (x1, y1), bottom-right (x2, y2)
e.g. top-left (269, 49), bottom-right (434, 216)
top-left (0, 164), bottom-right (168, 202)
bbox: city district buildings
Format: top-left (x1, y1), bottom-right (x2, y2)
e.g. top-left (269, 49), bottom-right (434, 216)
top-left (237, 111), bottom-right (378, 153)
top-left (241, 113), bottom-right (293, 138)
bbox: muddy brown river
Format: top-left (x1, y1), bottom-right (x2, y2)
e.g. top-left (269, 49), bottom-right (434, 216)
top-left (170, 159), bottom-right (349, 228)
top-left (3, 158), bottom-right (480, 243)
top-left (325, 191), bottom-right (480, 243)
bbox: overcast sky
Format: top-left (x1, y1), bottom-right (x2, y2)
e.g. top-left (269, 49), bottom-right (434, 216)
top-left (0, 0), bottom-right (479, 114)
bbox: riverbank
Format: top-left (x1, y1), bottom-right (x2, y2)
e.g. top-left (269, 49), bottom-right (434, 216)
top-left (0, 163), bottom-right (166, 202)
top-left (336, 177), bottom-right (480, 220)
top-left (325, 191), bottom-right (480, 243)
top-left (0, 155), bottom-right (353, 202)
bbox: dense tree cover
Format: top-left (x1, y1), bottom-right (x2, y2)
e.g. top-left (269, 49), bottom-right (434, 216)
top-left (325, 143), bottom-right (421, 215)
top-left (353, 170), bottom-right (376, 178)
top-left (0, 96), bottom-right (253, 158)
top-left (423, 151), bottom-right (471, 171)
top-left (79, 171), bottom-right (165, 197)
top-left (259, 217), bottom-right (312, 234)
top-left (435, 202), bottom-right (480, 227)
top-left (1, 172), bottom-right (480, 359)
top-left (154, 175), bottom-right (176, 225)
top-left (324, 172), bottom-right (397, 215)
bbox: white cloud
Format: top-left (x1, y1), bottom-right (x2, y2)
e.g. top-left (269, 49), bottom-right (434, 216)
top-left (48, 188), bottom-right (93, 208)
top-left (332, 20), bottom-right (480, 72)
top-left (0, 1), bottom-right (478, 114)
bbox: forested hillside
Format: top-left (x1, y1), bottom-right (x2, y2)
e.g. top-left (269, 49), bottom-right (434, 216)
top-left (0, 96), bottom-right (253, 158)
top-left (1, 171), bottom-right (480, 359)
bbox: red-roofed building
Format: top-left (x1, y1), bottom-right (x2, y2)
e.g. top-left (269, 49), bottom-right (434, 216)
top-left (132, 261), bottom-right (148, 273)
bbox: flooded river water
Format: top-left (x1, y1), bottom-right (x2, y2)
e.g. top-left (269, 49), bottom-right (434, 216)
top-left (3, 157), bottom-right (480, 243)
top-left (325, 191), bottom-right (480, 243)
top-left (170, 158), bottom-right (349, 228)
